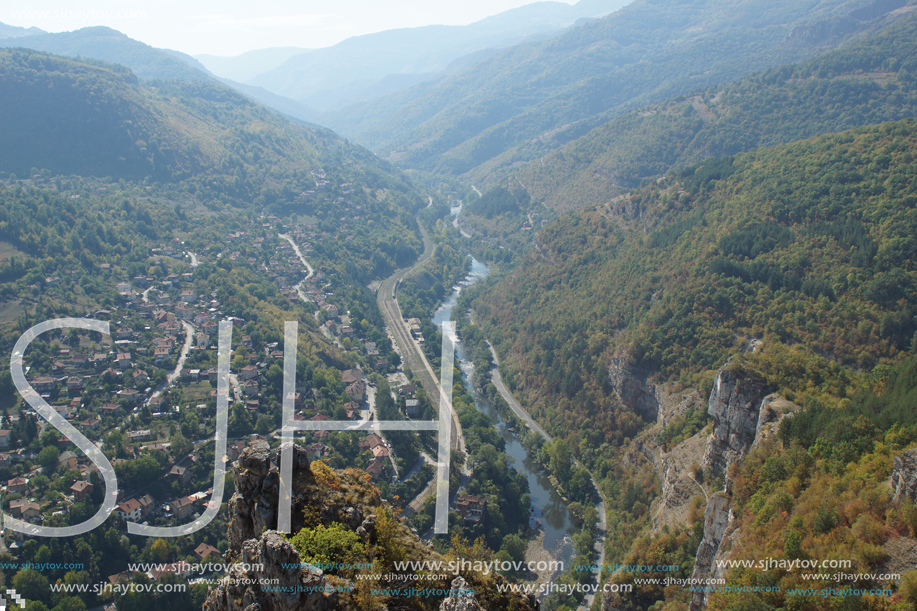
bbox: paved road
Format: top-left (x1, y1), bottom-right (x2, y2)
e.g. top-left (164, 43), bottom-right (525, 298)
top-left (278, 233), bottom-right (314, 303)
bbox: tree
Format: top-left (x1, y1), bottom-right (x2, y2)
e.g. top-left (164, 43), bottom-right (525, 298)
top-left (38, 445), bottom-right (60, 471)
top-left (500, 533), bottom-right (526, 564)
top-left (169, 433), bottom-right (192, 458)
top-left (14, 568), bottom-right (50, 604)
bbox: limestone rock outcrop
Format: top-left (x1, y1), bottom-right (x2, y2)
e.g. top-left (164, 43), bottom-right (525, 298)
top-left (439, 577), bottom-right (483, 611)
top-left (203, 530), bottom-right (331, 611)
top-left (892, 447), bottom-right (917, 502)
top-left (689, 494), bottom-right (734, 611)
top-left (700, 368), bottom-right (771, 476)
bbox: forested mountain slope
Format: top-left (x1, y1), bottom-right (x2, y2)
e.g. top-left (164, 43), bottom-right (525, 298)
top-left (470, 118), bottom-right (917, 445)
top-left (513, 11), bottom-right (917, 211)
top-left (320, 0), bottom-right (914, 182)
top-left (0, 49), bottom-right (422, 200)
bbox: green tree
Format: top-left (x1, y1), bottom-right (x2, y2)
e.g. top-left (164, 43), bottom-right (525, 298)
top-left (14, 568), bottom-right (50, 604)
top-left (38, 445), bottom-right (60, 471)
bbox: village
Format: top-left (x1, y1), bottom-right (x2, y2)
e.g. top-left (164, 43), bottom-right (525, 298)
top-left (0, 208), bottom-right (481, 584)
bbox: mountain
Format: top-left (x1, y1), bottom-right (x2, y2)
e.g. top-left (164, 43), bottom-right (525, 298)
top-left (470, 117), bottom-right (917, 448)
top-left (513, 10), bottom-right (917, 211)
top-left (242, 0), bottom-right (629, 111)
top-left (0, 21), bottom-right (45, 39)
top-left (0, 26), bottom-right (211, 81)
top-left (0, 49), bottom-right (399, 187)
top-left (0, 26), bottom-right (319, 125)
top-left (318, 0), bottom-right (913, 183)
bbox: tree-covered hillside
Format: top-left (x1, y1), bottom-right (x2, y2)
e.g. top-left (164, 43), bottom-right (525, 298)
top-left (0, 49), bottom-right (426, 197)
top-left (470, 118), bottom-right (917, 447)
top-left (513, 11), bottom-right (917, 211)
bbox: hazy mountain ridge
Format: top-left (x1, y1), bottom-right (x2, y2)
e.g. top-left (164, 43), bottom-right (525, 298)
top-left (318, 0), bottom-right (913, 183)
top-left (0, 24), bottom-right (319, 125)
top-left (228, 0), bottom-right (628, 111)
top-left (511, 10), bottom-right (917, 212)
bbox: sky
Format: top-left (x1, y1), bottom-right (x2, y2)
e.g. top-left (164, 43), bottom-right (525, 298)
top-left (2, 0), bottom-right (577, 56)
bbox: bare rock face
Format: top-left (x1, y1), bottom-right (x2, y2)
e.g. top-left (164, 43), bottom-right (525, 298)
top-left (751, 394), bottom-right (800, 452)
top-left (892, 448), bottom-right (917, 502)
top-left (227, 440), bottom-right (323, 557)
top-left (701, 368), bottom-right (770, 476)
top-left (609, 358), bottom-right (660, 423)
top-left (653, 432), bottom-right (707, 531)
top-left (439, 577), bottom-right (482, 611)
top-left (689, 494), bottom-right (734, 611)
top-left (203, 531), bottom-right (330, 611)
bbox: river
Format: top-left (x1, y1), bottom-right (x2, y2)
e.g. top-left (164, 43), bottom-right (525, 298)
top-left (432, 256), bottom-right (576, 566)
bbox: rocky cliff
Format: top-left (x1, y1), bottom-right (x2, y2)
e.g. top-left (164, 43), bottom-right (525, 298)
top-left (892, 447), bottom-right (917, 502)
top-left (700, 368), bottom-right (771, 476)
top-left (204, 440), bottom-right (535, 611)
top-left (688, 366), bottom-right (778, 611)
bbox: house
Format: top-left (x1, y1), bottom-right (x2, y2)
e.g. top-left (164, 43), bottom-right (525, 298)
top-left (154, 347), bottom-right (170, 363)
top-left (227, 440), bottom-right (247, 461)
top-left (358, 434), bottom-right (384, 451)
top-left (456, 495), bottom-right (487, 523)
top-left (365, 460), bottom-right (384, 481)
top-left (372, 445), bottom-right (390, 459)
top-left (181, 289), bottom-right (196, 303)
top-left (243, 380), bottom-right (259, 397)
top-left (195, 333), bottom-right (209, 349)
top-left (9, 499), bottom-right (41, 522)
top-left (100, 403), bottom-right (123, 417)
top-left (201, 320), bottom-right (219, 337)
top-left (305, 443), bottom-right (328, 459)
top-left (405, 398), bottom-right (421, 418)
top-left (169, 465), bottom-right (191, 487)
top-left (117, 498), bottom-right (143, 522)
top-left (173, 496), bottom-right (197, 520)
top-left (195, 543), bottom-right (221, 561)
top-left (399, 384), bottom-right (417, 397)
top-left (241, 365), bottom-right (258, 380)
top-left (345, 381), bottom-right (365, 402)
top-left (341, 369), bottom-right (362, 386)
top-left (133, 370), bottom-right (150, 385)
top-left (7, 477), bottom-right (28, 493)
top-left (59, 451), bottom-right (78, 470)
top-left (115, 389), bottom-right (141, 405)
top-left (31, 377), bottom-right (56, 394)
top-left (79, 416), bottom-right (101, 431)
top-left (127, 430), bottom-right (152, 442)
top-left (54, 403), bottom-right (70, 419)
top-left (116, 353), bottom-right (132, 369)
top-left (175, 303), bottom-right (196, 320)
top-left (148, 395), bottom-right (167, 412)
top-left (138, 494), bottom-right (155, 518)
top-left (119, 495), bottom-right (155, 521)
top-left (70, 480), bottom-right (93, 502)
top-left (0, 429), bottom-right (10, 450)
